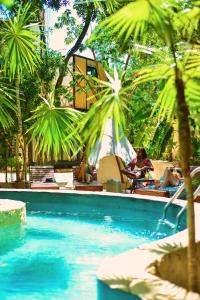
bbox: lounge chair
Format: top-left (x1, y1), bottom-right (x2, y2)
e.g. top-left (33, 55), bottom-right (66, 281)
top-left (72, 165), bottom-right (103, 192)
top-left (97, 155), bottom-right (131, 192)
top-left (30, 166), bottom-right (59, 190)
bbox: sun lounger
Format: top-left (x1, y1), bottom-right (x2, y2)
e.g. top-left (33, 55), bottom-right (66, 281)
top-left (30, 165), bottom-right (59, 190)
top-left (74, 181), bottom-right (103, 191)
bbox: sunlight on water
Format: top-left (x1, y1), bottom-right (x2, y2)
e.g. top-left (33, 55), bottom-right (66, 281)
top-left (0, 208), bottom-right (182, 300)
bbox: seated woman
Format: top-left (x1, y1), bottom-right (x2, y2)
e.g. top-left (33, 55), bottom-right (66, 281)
top-left (77, 159), bottom-right (94, 184)
top-left (160, 167), bottom-right (182, 188)
top-left (122, 148), bottom-right (154, 179)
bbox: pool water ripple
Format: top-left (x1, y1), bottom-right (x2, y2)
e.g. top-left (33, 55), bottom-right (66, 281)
top-left (0, 193), bottom-right (186, 300)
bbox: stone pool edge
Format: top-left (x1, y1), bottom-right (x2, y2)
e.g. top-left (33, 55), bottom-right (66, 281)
top-left (0, 199), bottom-right (26, 226)
top-left (96, 195), bottom-right (200, 299)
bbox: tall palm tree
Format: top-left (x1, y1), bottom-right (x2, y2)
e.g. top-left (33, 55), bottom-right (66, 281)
top-left (82, 0), bottom-right (200, 292)
top-left (1, 4), bottom-right (41, 181)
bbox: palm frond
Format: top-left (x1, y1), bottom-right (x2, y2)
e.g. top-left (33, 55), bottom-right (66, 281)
top-left (185, 49), bottom-right (200, 71)
top-left (185, 79), bottom-right (200, 131)
top-left (151, 77), bottom-right (176, 122)
top-left (84, 0), bottom-right (120, 12)
top-left (134, 63), bottom-right (174, 86)
top-left (78, 68), bottom-right (128, 156)
top-left (148, 242), bottom-right (183, 254)
top-left (100, 0), bottom-right (178, 45)
top-left (0, 85), bottom-right (16, 129)
top-left (179, 2), bottom-right (200, 38)
top-left (26, 100), bottom-right (83, 160)
top-left (1, 3), bottom-right (41, 81)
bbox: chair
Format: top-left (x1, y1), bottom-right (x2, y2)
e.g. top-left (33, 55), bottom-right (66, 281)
top-left (97, 155), bottom-right (131, 191)
top-left (72, 165), bottom-right (103, 192)
top-left (30, 165), bottom-right (59, 190)
top-left (149, 160), bottom-right (174, 181)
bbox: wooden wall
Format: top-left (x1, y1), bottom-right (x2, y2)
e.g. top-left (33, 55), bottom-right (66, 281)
top-left (73, 55), bottom-right (107, 110)
top-left (74, 55), bottom-right (87, 109)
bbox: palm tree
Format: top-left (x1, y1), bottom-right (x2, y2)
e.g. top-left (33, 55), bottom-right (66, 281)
top-left (83, 0), bottom-right (200, 292)
top-left (1, 4), bottom-right (41, 181)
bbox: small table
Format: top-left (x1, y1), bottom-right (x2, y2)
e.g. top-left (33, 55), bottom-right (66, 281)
top-left (121, 169), bottom-right (154, 193)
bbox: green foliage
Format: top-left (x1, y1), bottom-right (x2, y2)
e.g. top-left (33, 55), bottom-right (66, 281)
top-left (26, 95), bottom-right (83, 159)
top-left (84, 0), bottom-right (120, 14)
top-left (1, 0), bottom-right (69, 14)
top-left (54, 9), bottom-right (83, 45)
top-left (0, 0), bottom-right (13, 7)
top-left (0, 83), bottom-right (16, 129)
top-left (78, 68), bottom-right (128, 155)
top-left (39, 49), bottom-right (62, 94)
top-left (0, 3), bottom-right (41, 81)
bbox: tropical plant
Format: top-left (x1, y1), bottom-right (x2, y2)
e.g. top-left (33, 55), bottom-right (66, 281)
top-left (81, 0), bottom-right (200, 293)
top-left (0, 0), bottom-right (13, 7)
top-left (0, 3), bottom-right (41, 181)
top-left (78, 67), bottom-right (128, 156)
top-left (0, 84), bottom-right (16, 130)
top-left (26, 92), bottom-right (83, 160)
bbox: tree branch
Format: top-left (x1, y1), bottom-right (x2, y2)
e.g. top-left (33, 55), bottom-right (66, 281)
top-left (55, 5), bottom-right (94, 88)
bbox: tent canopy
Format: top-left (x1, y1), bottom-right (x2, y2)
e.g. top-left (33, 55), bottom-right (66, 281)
top-left (88, 118), bottom-right (136, 167)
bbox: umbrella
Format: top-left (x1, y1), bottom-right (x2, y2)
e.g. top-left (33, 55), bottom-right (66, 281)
top-left (88, 118), bottom-right (136, 167)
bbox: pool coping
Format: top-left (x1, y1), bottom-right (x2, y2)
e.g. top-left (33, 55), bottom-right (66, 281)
top-left (1, 189), bottom-right (200, 298)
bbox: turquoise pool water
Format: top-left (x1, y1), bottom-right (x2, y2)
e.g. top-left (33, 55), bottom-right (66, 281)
top-left (0, 191), bottom-right (186, 300)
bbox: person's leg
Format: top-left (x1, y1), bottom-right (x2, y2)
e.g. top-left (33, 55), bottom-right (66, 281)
top-left (161, 168), bottom-right (179, 187)
top-left (86, 173), bottom-right (92, 183)
top-left (161, 168), bottom-right (170, 187)
top-left (78, 163), bottom-right (87, 183)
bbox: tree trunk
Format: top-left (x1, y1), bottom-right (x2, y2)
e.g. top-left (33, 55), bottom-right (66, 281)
top-left (55, 6), bottom-right (94, 88)
top-left (175, 68), bottom-right (197, 292)
top-left (38, 8), bottom-right (46, 56)
top-left (15, 79), bottom-right (24, 182)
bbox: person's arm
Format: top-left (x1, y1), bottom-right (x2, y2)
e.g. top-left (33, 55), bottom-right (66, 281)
top-left (141, 159), bottom-right (154, 171)
top-left (127, 158), bottom-right (137, 170)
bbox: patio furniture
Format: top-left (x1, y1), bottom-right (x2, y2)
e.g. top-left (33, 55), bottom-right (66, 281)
top-left (30, 165), bottom-right (59, 190)
top-left (97, 155), bottom-right (131, 191)
top-left (73, 165), bottom-right (103, 191)
top-left (31, 182), bottom-right (59, 190)
top-left (120, 168), bottom-right (155, 193)
top-left (74, 181), bottom-right (103, 191)
top-left (135, 188), bottom-right (170, 197)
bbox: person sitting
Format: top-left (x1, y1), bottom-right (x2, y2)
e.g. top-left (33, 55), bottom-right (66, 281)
top-left (160, 167), bottom-right (182, 188)
top-left (122, 148), bottom-right (154, 179)
top-left (77, 159), bottom-right (94, 184)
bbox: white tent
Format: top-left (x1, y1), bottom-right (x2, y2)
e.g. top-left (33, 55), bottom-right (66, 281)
top-left (88, 118), bottom-right (136, 167)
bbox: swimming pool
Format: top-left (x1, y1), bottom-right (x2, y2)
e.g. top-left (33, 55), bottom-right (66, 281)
top-left (0, 191), bottom-right (186, 300)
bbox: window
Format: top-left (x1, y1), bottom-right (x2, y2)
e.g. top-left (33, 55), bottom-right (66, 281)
top-left (87, 66), bottom-right (98, 77)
